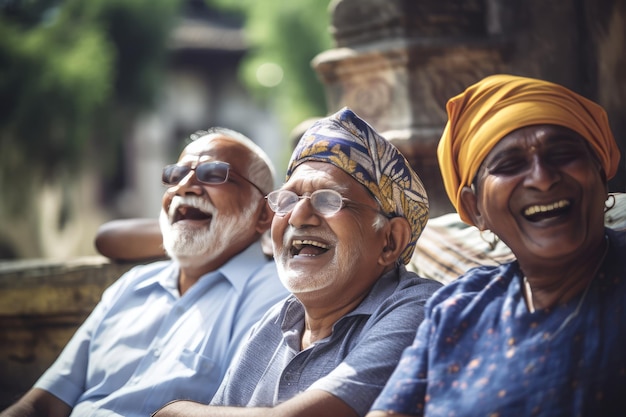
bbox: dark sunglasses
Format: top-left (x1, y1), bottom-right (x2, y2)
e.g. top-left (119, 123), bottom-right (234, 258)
top-left (162, 161), bottom-right (264, 195)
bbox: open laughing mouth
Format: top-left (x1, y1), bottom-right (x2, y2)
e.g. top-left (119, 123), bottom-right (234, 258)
top-left (290, 239), bottom-right (330, 257)
top-left (522, 199), bottom-right (571, 222)
top-left (173, 206), bottom-right (213, 223)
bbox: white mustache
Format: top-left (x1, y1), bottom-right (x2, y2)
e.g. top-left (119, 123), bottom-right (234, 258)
top-left (168, 195), bottom-right (216, 221)
top-left (281, 226), bottom-right (335, 248)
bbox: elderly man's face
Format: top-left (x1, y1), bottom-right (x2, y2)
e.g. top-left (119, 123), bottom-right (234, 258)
top-left (271, 161), bottom-right (389, 301)
top-left (159, 136), bottom-right (265, 267)
top-left (468, 125), bottom-right (607, 264)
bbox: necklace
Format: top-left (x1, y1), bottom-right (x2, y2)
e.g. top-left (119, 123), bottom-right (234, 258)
top-left (522, 235), bottom-right (609, 333)
top-left (522, 276), bottom-right (536, 313)
top-left (522, 235), bottom-right (609, 341)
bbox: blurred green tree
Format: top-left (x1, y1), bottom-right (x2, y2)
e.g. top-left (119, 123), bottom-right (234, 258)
top-left (207, 0), bottom-right (333, 134)
top-left (0, 0), bottom-right (182, 214)
top-left (0, 0), bottom-right (332, 217)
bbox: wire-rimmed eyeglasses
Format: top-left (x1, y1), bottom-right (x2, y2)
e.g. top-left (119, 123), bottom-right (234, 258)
top-left (162, 161), bottom-right (264, 195)
top-left (266, 189), bottom-right (385, 217)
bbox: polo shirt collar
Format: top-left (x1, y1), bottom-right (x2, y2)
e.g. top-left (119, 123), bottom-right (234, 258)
top-left (350, 265), bottom-right (401, 315)
top-left (280, 265), bottom-right (402, 326)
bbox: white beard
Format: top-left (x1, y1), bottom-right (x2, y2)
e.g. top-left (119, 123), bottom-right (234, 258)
top-left (160, 195), bottom-right (261, 267)
top-left (274, 228), bottom-right (360, 294)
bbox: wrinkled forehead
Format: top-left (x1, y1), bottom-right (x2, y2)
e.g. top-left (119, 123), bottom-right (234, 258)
top-left (475, 124), bottom-right (597, 181)
top-left (179, 135), bottom-right (252, 167)
top-left (286, 162), bottom-right (345, 190)
top-left (484, 125), bottom-right (591, 162)
top-left (287, 161), bottom-right (375, 202)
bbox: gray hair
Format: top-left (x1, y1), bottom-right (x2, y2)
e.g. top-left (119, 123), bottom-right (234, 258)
top-left (190, 127), bottom-right (276, 195)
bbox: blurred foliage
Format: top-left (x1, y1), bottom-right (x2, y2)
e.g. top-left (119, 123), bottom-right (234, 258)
top-left (0, 0), bottom-right (182, 213)
top-left (0, 0), bottom-right (333, 216)
top-left (207, 0), bottom-right (333, 134)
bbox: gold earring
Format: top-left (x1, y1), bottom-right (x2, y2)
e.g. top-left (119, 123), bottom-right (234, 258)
top-left (479, 230), bottom-right (499, 251)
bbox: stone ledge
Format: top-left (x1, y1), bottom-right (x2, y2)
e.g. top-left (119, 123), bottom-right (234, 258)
top-left (0, 257), bottom-right (142, 409)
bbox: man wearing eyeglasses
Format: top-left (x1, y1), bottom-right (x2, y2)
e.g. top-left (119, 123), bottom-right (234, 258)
top-left (153, 108), bottom-right (442, 417)
top-left (1, 128), bottom-right (290, 417)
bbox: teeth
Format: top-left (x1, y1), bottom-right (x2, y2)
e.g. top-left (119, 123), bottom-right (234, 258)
top-left (524, 200), bottom-right (570, 216)
top-left (293, 239), bottom-right (329, 249)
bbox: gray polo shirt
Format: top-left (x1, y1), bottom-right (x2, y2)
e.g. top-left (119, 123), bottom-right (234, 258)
top-left (210, 265), bottom-right (442, 416)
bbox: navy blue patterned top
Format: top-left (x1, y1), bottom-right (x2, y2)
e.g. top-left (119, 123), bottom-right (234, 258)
top-left (371, 228), bottom-right (626, 416)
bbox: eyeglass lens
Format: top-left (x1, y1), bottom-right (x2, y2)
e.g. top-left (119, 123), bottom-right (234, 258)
top-left (162, 161), bottom-right (230, 185)
top-left (267, 189), bottom-right (344, 216)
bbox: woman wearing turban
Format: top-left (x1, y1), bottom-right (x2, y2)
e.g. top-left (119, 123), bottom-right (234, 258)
top-left (367, 74), bottom-right (626, 416)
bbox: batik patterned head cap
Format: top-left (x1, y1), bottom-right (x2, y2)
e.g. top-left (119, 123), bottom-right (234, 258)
top-left (286, 107), bottom-right (429, 264)
top-left (437, 74), bottom-right (620, 225)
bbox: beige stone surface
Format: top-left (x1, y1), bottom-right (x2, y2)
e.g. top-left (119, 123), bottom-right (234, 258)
top-left (0, 257), bottom-right (137, 408)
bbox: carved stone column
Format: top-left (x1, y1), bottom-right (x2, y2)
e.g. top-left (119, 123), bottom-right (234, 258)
top-left (313, 0), bottom-right (626, 215)
top-left (313, 0), bottom-right (509, 215)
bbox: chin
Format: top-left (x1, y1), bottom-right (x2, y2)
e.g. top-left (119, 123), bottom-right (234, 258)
top-left (276, 263), bottom-right (328, 293)
top-left (162, 228), bottom-right (214, 263)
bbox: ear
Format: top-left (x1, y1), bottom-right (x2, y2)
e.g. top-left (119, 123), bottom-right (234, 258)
top-left (459, 185), bottom-right (486, 230)
top-left (254, 200), bottom-right (274, 234)
top-left (378, 217), bottom-right (411, 266)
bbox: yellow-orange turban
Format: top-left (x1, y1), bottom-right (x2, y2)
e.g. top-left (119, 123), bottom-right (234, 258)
top-left (437, 74), bottom-right (620, 225)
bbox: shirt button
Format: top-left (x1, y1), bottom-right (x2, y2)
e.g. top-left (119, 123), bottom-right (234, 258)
top-left (153, 348), bottom-right (161, 357)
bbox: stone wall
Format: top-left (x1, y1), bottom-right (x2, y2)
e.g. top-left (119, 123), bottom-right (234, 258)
top-left (0, 258), bottom-right (138, 409)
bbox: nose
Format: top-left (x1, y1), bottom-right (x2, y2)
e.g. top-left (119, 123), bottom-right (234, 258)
top-left (287, 196), bottom-right (321, 228)
top-left (523, 155), bottom-right (560, 191)
top-left (171, 169), bottom-right (203, 196)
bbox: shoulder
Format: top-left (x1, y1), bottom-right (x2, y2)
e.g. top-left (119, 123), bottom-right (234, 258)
top-left (250, 295), bottom-right (298, 332)
top-left (426, 262), bottom-right (518, 313)
top-left (119, 260), bottom-right (174, 285)
top-left (359, 268), bottom-right (443, 330)
top-left (127, 259), bottom-right (175, 276)
top-left (221, 242), bottom-right (277, 283)
top-left (102, 260), bottom-right (175, 298)
top-left (365, 267), bottom-right (440, 309)
top-left (238, 259), bottom-right (289, 300)
top-left (392, 268), bottom-right (444, 303)
top-left (248, 258), bottom-right (279, 280)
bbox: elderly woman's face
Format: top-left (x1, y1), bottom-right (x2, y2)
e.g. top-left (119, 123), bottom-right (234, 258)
top-left (467, 124), bottom-right (607, 263)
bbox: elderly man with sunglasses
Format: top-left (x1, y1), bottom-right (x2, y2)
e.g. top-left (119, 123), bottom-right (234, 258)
top-left (1, 128), bottom-right (289, 417)
top-left (153, 108), bottom-right (442, 417)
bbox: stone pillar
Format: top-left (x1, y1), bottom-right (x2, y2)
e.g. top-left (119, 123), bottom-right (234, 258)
top-left (313, 0), bottom-right (509, 216)
top-left (313, 0), bottom-right (626, 216)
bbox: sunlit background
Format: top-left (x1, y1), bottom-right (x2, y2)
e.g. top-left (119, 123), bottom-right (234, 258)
top-left (0, 0), bottom-right (333, 260)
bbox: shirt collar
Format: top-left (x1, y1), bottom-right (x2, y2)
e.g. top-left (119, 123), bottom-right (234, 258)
top-left (346, 265), bottom-right (401, 316)
top-left (134, 240), bottom-right (269, 295)
top-left (217, 240), bottom-right (269, 294)
top-left (280, 265), bottom-right (403, 327)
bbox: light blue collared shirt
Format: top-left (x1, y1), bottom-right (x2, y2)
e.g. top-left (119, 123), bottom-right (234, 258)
top-left (35, 241), bottom-right (288, 417)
